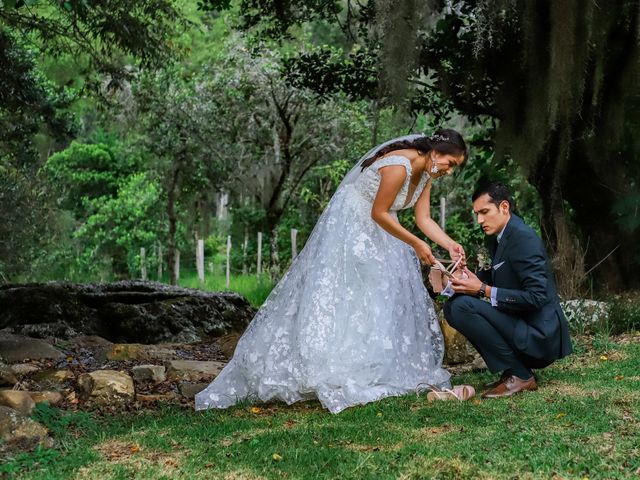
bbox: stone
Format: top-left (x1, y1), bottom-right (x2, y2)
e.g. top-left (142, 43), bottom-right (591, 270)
top-left (106, 344), bottom-right (177, 361)
top-left (0, 390), bottom-right (36, 416)
top-left (178, 382), bottom-right (209, 399)
top-left (0, 363), bottom-right (17, 386)
top-left (439, 316), bottom-right (477, 365)
top-left (32, 369), bottom-right (75, 390)
top-left (166, 360), bottom-right (225, 382)
top-left (78, 370), bottom-right (135, 405)
top-left (561, 299), bottom-right (610, 328)
top-left (10, 364), bottom-right (41, 376)
top-left (64, 335), bottom-right (113, 350)
top-left (0, 333), bottom-right (64, 363)
top-left (0, 406), bottom-right (51, 447)
top-left (471, 354), bottom-right (488, 371)
top-left (218, 333), bottom-right (241, 359)
top-left (132, 365), bottom-right (166, 383)
top-left (63, 335), bottom-right (113, 362)
top-left (0, 281), bottom-right (255, 344)
top-left (29, 391), bottom-right (64, 406)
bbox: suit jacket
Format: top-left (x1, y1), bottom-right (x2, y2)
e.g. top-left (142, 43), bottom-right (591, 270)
top-left (477, 214), bottom-right (572, 362)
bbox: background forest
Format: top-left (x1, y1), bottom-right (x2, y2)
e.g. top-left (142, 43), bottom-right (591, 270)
top-left (2, 0), bottom-right (639, 299)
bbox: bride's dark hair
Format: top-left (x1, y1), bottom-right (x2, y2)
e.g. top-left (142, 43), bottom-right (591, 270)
top-left (360, 128), bottom-right (468, 171)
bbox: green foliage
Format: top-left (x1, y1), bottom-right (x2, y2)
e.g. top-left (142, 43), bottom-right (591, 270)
top-left (32, 402), bottom-right (96, 438)
top-left (44, 142), bottom-right (130, 213)
top-left (283, 45), bottom-right (378, 100)
top-left (74, 172), bottom-right (164, 276)
top-left (608, 294), bottom-right (640, 334)
top-left (179, 271), bottom-right (273, 308)
top-left (613, 193), bottom-right (640, 233)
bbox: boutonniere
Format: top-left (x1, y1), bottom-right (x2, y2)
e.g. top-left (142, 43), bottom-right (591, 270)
top-left (476, 246), bottom-right (492, 271)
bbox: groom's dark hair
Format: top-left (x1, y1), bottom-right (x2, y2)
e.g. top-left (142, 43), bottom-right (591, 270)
top-left (472, 181), bottom-right (515, 212)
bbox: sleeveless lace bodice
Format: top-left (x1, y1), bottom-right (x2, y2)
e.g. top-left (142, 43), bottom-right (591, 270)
top-left (353, 155), bottom-right (430, 210)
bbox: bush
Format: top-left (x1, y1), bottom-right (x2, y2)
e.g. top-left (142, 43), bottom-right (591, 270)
top-left (607, 293), bottom-right (640, 334)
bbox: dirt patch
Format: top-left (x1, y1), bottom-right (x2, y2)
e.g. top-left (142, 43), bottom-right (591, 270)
top-left (543, 381), bottom-right (600, 398)
top-left (222, 471), bottom-right (268, 480)
top-left (89, 439), bottom-right (183, 474)
top-left (398, 456), bottom-right (474, 479)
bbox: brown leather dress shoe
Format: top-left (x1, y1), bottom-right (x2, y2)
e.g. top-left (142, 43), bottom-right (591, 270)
top-left (483, 372), bottom-right (509, 389)
top-left (482, 375), bottom-right (538, 398)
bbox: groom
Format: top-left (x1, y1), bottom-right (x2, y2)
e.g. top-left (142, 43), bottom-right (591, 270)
top-left (444, 181), bottom-right (572, 398)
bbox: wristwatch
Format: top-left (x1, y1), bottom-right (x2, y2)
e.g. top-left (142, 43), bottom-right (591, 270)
top-left (478, 282), bottom-right (487, 298)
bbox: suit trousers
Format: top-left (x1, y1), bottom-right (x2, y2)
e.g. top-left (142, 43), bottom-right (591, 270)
top-left (443, 295), bottom-right (551, 375)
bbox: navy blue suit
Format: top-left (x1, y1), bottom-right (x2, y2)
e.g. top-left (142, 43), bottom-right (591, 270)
top-left (444, 214), bottom-right (572, 375)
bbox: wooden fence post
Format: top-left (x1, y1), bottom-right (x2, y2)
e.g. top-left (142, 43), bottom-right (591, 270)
top-left (157, 243), bottom-right (163, 280)
top-left (174, 250), bottom-right (180, 281)
top-left (140, 247), bottom-right (147, 280)
top-left (226, 235), bottom-right (231, 289)
top-left (196, 239), bottom-right (205, 283)
top-left (291, 228), bottom-right (298, 260)
top-left (242, 228), bottom-right (248, 275)
top-left (257, 232), bottom-right (263, 279)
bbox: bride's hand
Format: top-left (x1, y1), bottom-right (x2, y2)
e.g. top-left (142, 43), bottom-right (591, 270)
top-left (414, 240), bottom-right (436, 266)
top-left (448, 242), bottom-right (466, 266)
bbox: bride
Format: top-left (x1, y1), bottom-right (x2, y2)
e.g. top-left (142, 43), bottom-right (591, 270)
top-left (196, 129), bottom-right (468, 414)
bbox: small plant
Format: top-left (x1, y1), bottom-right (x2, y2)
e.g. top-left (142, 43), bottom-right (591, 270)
top-left (607, 293), bottom-right (640, 334)
top-left (32, 403), bottom-right (97, 438)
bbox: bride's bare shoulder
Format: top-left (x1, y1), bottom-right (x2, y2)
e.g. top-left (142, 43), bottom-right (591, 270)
top-left (380, 149), bottom-right (417, 160)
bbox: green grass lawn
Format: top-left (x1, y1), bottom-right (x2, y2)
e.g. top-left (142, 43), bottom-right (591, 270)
top-left (3, 335), bottom-right (639, 479)
top-left (177, 271), bottom-right (274, 308)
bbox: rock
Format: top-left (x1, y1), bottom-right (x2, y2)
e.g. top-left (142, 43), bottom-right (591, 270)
top-left (63, 335), bottom-right (113, 362)
top-left (32, 369), bottom-right (74, 390)
top-left (0, 363), bottom-right (17, 386)
top-left (0, 390), bottom-right (36, 416)
top-left (218, 333), bottom-right (241, 359)
top-left (106, 344), bottom-right (176, 362)
top-left (166, 360), bottom-right (225, 382)
top-left (12, 322), bottom-right (77, 339)
top-left (439, 316), bottom-right (477, 365)
top-left (78, 370), bottom-right (135, 405)
top-left (132, 365), bottom-right (166, 383)
top-left (561, 299), bottom-right (610, 328)
top-left (0, 333), bottom-right (64, 363)
top-left (178, 382), bottom-right (209, 399)
top-left (0, 406), bottom-right (52, 447)
top-left (29, 391), bottom-right (64, 406)
top-left (471, 354), bottom-right (488, 371)
top-left (0, 281), bottom-right (255, 344)
top-left (10, 364), bottom-right (41, 376)
top-left (64, 335), bottom-right (113, 350)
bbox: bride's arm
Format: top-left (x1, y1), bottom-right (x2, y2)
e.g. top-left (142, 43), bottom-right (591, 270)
top-left (371, 166), bottom-right (436, 265)
top-left (414, 183), bottom-right (465, 259)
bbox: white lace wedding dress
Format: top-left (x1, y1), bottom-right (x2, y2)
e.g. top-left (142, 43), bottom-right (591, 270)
top-left (195, 143), bottom-right (450, 414)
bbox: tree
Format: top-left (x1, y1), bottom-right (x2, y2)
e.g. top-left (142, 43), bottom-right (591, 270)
top-left (212, 0), bottom-right (640, 292)
top-left (413, 1), bottom-right (640, 292)
top-left (132, 67), bottom-right (228, 284)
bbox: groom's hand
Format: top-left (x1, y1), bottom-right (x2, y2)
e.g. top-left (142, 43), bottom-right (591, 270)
top-left (451, 267), bottom-right (483, 295)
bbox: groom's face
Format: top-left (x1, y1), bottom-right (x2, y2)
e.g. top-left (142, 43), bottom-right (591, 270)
top-left (473, 194), bottom-right (511, 236)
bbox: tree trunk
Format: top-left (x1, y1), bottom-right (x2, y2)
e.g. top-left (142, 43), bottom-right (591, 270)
top-left (530, 131), bottom-right (634, 295)
top-left (166, 157), bottom-right (183, 286)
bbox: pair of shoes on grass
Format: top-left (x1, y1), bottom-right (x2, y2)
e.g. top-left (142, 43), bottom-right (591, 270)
top-left (416, 383), bottom-right (476, 402)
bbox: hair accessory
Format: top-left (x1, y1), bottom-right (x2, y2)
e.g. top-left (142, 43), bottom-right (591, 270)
top-left (430, 134), bottom-right (450, 143)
